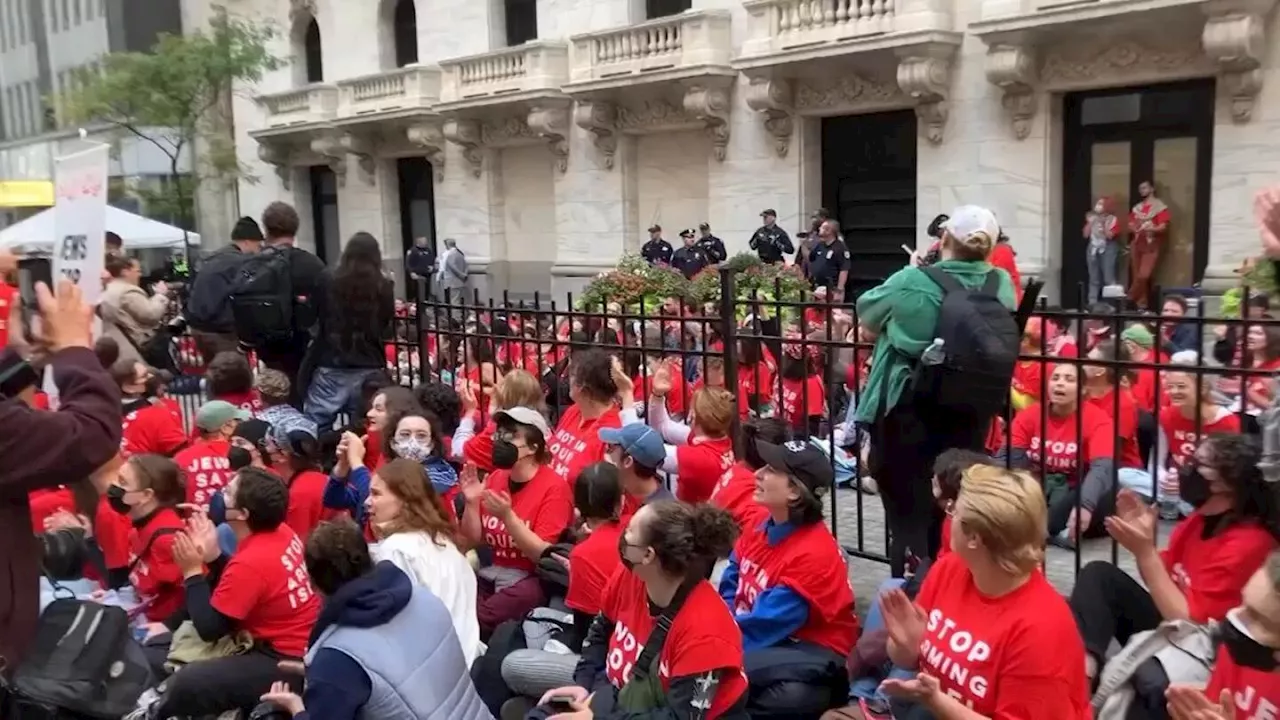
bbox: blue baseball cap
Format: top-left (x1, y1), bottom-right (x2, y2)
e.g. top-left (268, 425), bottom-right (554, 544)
top-left (598, 423), bottom-right (666, 470)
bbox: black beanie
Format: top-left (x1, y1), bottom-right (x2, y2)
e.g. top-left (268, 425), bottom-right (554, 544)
top-left (231, 216), bottom-right (264, 242)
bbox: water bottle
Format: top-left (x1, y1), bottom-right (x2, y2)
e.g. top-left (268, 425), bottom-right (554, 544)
top-left (920, 338), bottom-right (946, 366)
top-left (1157, 469), bottom-right (1181, 520)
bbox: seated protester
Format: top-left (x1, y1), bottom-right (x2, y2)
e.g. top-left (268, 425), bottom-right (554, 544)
top-left (1165, 550), bottom-right (1280, 720)
top-left (379, 407), bottom-right (459, 505)
top-left (1158, 295), bottom-right (1199, 356)
top-left (640, 377), bottom-right (736, 505)
top-left (110, 454), bottom-right (188, 624)
top-left (176, 401), bottom-right (250, 509)
top-left (1235, 323), bottom-right (1280, 414)
top-left (737, 329), bottom-right (778, 418)
top-left (453, 368), bottom-right (546, 470)
top-left (1010, 317), bottom-right (1050, 411)
top-left (779, 328), bottom-right (826, 438)
top-left (633, 326), bottom-right (690, 418)
top-left (598, 423), bottom-right (676, 523)
top-left (720, 440), bottom-right (856, 719)
top-left (999, 362), bottom-right (1118, 544)
top-left (930, 448), bottom-right (997, 563)
top-left (115, 358), bottom-right (187, 458)
top-left (357, 384), bottom-right (418, 473)
top-left (227, 419), bottom-right (272, 473)
top-left (1157, 354), bottom-right (1241, 516)
top-left (155, 468), bottom-right (320, 718)
top-left (547, 348), bottom-right (623, 484)
top-left (206, 350), bottom-right (261, 412)
top-left (1123, 324), bottom-right (1165, 413)
top-left (711, 418), bottom-right (786, 534)
top-left (365, 458), bottom-right (480, 665)
top-left (255, 520), bottom-right (490, 720)
top-left (533, 500), bottom-right (748, 720)
top-left (1071, 434), bottom-right (1279, 693)
top-left (1084, 340), bottom-right (1155, 498)
top-left (826, 465), bottom-right (1092, 720)
top-left (254, 369), bottom-right (319, 445)
top-left (458, 407), bottom-right (574, 637)
top-left (265, 420), bottom-right (333, 543)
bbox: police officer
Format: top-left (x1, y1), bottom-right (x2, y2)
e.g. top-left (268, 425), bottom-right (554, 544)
top-left (641, 224), bottom-right (674, 266)
top-left (807, 218), bottom-right (851, 300)
top-left (670, 229), bottom-right (709, 279)
top-left (749, 209), bottom-right (793, 265)
top-left (695, 222), bottom-right (727, 267)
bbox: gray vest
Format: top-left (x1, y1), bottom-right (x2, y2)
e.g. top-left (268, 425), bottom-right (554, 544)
top-left (306, 586), bottom-right (492, 720)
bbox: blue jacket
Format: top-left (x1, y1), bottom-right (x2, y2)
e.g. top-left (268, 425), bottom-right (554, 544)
top-left (299, 562), bottom-right (490, 720)
top-left (718, 519), bottom-right (811, 652)
top-left (325, 461), bottom-right (457, 527)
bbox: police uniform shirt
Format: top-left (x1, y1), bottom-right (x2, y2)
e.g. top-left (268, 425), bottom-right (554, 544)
top-left (671, 246), bottom-right (708, 279)
top-left (695, 235), bottom-right (727, 265)
top-left (808, 239), bottom-right (851, 292)
top-left (642, 238), bottom-right (674, 266)
top-left (750, 225), bottom-right (793, 263)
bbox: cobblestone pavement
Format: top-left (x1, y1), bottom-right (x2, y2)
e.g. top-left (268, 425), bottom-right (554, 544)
top-left (824, 487), bottom-right (1170, 617)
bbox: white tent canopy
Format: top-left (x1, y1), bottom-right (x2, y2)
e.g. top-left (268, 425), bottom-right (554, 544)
top-left (0, 205), bottom-right (201, 252)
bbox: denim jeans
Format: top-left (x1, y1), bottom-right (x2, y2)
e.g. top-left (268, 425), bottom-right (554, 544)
top-left (303, 366), bottom-right (384, 430)
top-left (1086, 243), bottom-right (1119, 303)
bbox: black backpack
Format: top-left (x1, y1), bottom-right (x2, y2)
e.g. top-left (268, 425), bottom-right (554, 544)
top-left (229, 246), bottom-right (295, 347)
top-left (911, 267), bottom-right (1019, 419)
top-left (185, 247), bottom-right (252, 332)
top-left (4, 599), bottom-right (153, 719)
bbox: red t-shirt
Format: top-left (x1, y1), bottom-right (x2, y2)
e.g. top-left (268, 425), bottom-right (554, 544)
top-left (989, 243), bottom-right (1022, 303)
top-left (938, 519), bottom-right (952, 559)
top-left (463, 419), bottom-right (497, 472)
top-left (1086, 388), bottom-right (1143, 468)
top-left (1162, 512), bottom-right (1276, 624)
top-left (211, 525), bottom-right (319, 657)
top-left (731, 522), bottom-right (858, 657)
top-left (549, 405), bottom-right (622, 484)
top-left (780, 376), bottom-right (824, 428)
top-left (1158, 408), bottom-right (1242, 469)
top-left (914, 553), bottom-right (1092, 718)
top-left (1205, 642), bottom-right (1280, 718)
top-left (480, 464), bottom-right (573, 573)
top-left (0, 282), bottom-right (15, 348)
top-left (738, 358), bottom-right (776, 417)
top-left (285, 469), bottom-right (331, 544)
top-left (216, 390), bottom-right (263, 413)
top-left (174, 439), bottom-right (233, 509)
top-left (1010, 359), bottom-right (1043, 403)
top-left (710, 462), bottom-right (768, 533)
top-left (564, 521), bottom-right (624, 615)
top-left (634, 363), bottom-right (688, 416)
top-left (602, 569), bottom-right (748, 717)
top-left (365, 428), bottom-right (384, 471)
top-left (1009, 402), bottom-right (1115, 484)
top-left (121, 403), bottom-right (188, 458)
top-left (1246, 358), bottom-right (1280, 407)
top-left (128, 508), bottom-right (186, 622)
top-left (675, 435), bottom-right (734, 504)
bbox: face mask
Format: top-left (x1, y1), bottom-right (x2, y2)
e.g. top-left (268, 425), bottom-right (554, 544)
top-left (492, 438), bottom-right (520, 470)
top-left (1178, 465), bottom-right (1212, 508)
top-left (227, 447), bottom-right (254, 471)
top-left (393, 437), bottom-right (432, 463)
top-left (208, 491), bottom-right (228, 526)
top-left (617, 534), bottom-right (637, 572)
top-left (1221, 608), bottom-right (1280, 671)
top-left (106, 485), bottom-right (133, 515)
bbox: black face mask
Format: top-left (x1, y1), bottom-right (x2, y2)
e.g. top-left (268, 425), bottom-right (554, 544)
top-left (227, 447), bottom-right (254, 471)
top-left (1178, 465), bottom-right (1213, 508)
top-left (1221, 611), bottom-right (1280, 672)
top-left (617, 534), bottom-right (637, 572)
top-left (492, 439), bottom-right (520, 470)
top-left (106, 485), bottom-right (132, 515)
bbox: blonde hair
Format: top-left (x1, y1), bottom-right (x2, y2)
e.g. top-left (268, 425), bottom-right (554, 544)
top-left (954, 465), bottom-right (1045, 575)
top-left (690, 387), bottom-right (734, 438)
top-left (494, 369), bottom-right (546, 413)
top-left (943, 229), bottom-right (995, 262)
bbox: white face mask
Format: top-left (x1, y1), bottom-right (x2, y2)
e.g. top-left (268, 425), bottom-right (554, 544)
top-left (393, 437), bottom-right (433, 463)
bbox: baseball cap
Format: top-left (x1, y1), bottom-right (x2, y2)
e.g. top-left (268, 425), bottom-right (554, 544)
top-left (760, 208), bottom-right (777, 217)
top-left (942, 205), bottom-right (1000, 245)
top-left (648, 224), bottom-right (662, 233)
top-left (195, 400), bottom-right (251, 432)
top-left (233, 419), bottom-right (271, 448)
top-left (599, 423), bottom-right (666, 470)
top-left (495, 406), bottom-right (552, 439)
top-left (755, 439), bottom-right (835, 496)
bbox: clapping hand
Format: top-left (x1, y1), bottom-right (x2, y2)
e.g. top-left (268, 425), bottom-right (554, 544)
top-left (171, 531), bottom-right (205, 577)
top-left (610, 356), bottom-right (634, 400)
top-left (343, 431), bottom-right (366, 467)
top-left (880, 672), bottom-right (941, 704)
top-left (1065, 507), bottom-right (1094, 545)
top-left (460, 380), bottom-right (479, 414)
top-left (1167, 686), bottom-right (1235, 720)
top-left (181, 507), bottom-right (221, 563)
top-left (483, 489), bottom-right (514, 520)
top-left (1105, 489), bottom-right (1158, 555)
top-left (879, 589), bottom-right (927, 661)
top-left (260, 680), bottom-right (305, 717)
top-left (459, 464), bottom-right (484, 504)
top-left (650, 365), bottom-right (673, 398)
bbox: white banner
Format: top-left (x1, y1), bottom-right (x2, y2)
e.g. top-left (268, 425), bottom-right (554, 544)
top-left (44, 143), bottom-right (110, 408)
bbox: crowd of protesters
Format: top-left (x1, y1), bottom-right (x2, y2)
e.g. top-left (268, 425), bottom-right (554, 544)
top-left (0, 191), bottom-right (1276, 720)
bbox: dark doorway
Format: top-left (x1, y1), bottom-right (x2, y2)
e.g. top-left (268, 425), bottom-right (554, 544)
top-left (393, 0), bottom-right (418, 67)
top-left (821, 110), bottom-right (918, 298)
top-left (505, 0), bottom-right (537, 46)
top-left (304, 19), bottom-right (323, 83)
top-left (1060, 79), bottom-right (1214, 307)
top-left (309, 165), bottom-right (339, 264)
top-left (397, 156), bottom-right (437, 289)
top-left (647, 0), bottom-right (691, 19)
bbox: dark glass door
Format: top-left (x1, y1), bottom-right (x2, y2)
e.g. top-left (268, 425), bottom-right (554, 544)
top-left (308, 165), bottom-right (339, 264)
top-left (1060, 80), bottom-right (1214, 307)
top-left (821, 109), bottom-right (918, 298)
top-left (397, 156), bottom-right (437, 291)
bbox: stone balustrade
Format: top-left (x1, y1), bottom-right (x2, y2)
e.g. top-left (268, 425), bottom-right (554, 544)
top-left (567, 9), bottom-right (732, 86)
top-left (337, 64), bottom-right (441, 118)
top-left (741, 0), bottom-right (899, 55)
top-left (257, 84), bottom-right (338, 128)
top-left (438, 40), bottom-right (569, 108)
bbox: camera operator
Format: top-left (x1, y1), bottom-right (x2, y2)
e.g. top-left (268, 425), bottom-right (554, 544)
top-left (0, 252), bottom-right (123, 671)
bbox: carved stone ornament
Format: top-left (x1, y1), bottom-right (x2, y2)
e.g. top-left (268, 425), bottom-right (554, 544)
top-left (406, 123), bottom-right (447, 181)
top-left (338, 133), bottom-right (377, 187)
top-left (794, 74), bottom-right (903, 113)
top-left (986, 44), bottom-right (1038, 140)
top-left (528, 104), bottom-right (571, 173)
top-left (481, 116), bottom-right (536, 145)
top-left (442, 119), bottom-right (483, 177)
top-left (1202, 11), bottom-right (1268, 123)
top-left (1041, 40), bottom-right (1206, 86)
top-left (310, 134), bottom-right (348, 187)
top-left (682, 84), bottom-right (731, 162)
top-left (574, 101), bottom-right (619, 169)
top-left (896, 56), bottom-right (951, 145)
top-left (289, 0), bottom-right (317, 26)
top-left (744, 77), bottom-right (794, 158)
top-left (257, 142), bottom-right (293, 190)
top-left (616, 100), bottom-right (698, 132)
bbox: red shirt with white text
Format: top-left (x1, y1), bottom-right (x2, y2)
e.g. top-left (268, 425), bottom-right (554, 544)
top-left (710, 463), bottom-right (768, 533)
top-left (211, 525), bottom-right (319, 657)
top-left (1009, 402), bottom-right (1115, 484)
top-left (1161, 512), bottom-right (1276, 624)
top-left (780, 376), bottom-right (824, 428)
top-left (480, 464), bottom-right (573, 573)
top-left (121, 402), bottom-right (188, 458)
top-left (549, 404), bottom-right (621, 484)
top-left (174, 439), bottom-right (233, 509)
top-left (1159, 408), bottom-right (1242, 469)
top-left (675, 435), bottom-right (734, 504)
top-left (1205, 642), bottom-right (1280, 720)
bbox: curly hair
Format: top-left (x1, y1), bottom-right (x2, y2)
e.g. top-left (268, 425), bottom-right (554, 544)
top-left (305, 519), bottom-right (374, 596)
top-left (415, 382), bottom-right (462, 437)
top-left (1203, 434), bottom-right (1280, 540)
top-left (372, 459), bottom-right (455, 546)
top-left (206, 351), bottom-right (254, 399)
top-left (329, 232), bottom-right (390, 356)
top-left (638, 501), bottom-right (738, 579)
top-left (570, 348), bottom-right (617, 404)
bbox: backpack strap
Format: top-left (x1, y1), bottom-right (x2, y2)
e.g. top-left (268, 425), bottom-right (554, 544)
top-left (628, 579), bottom-right (698, 683)
top-left (128, 526), bottom-right (182, 574)
top-left (980, 270), bottom-right (1001, 296)
top-left (921, 266), bottom-right (965, 296)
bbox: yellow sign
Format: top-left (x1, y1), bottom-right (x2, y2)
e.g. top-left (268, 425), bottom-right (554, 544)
top-left (0, 180), bottom-right (54, 207)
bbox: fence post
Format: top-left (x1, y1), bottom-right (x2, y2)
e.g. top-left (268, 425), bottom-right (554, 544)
top-left (719, 267), bottom-right (738, 389)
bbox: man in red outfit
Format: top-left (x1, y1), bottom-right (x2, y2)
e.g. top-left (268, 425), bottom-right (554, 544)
top-left (1128, 180), bottom-right (1170, 309)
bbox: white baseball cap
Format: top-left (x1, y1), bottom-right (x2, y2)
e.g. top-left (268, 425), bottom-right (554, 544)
top-left (943, 205), bottom-right (1000, 243)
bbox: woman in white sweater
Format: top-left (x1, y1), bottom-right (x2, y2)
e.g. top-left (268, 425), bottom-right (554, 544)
top-left (365, 458), bottom-right (482, 665)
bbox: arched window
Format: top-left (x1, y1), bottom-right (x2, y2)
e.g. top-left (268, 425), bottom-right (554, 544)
top-left (393, 0), bottom-right (418, 67)
top-left (304, 18), bottom-right (323, 83)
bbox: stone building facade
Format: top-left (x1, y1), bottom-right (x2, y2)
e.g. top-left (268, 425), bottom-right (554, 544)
top-left (228, 0), bottom-right (1280, 302)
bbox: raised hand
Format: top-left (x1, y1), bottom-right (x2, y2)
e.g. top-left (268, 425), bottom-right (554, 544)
top-left (879, 589), bottom-right (927, 658)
